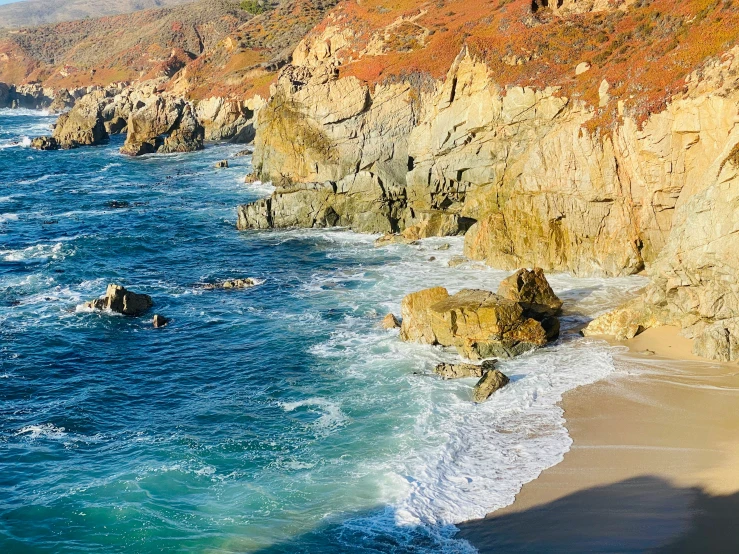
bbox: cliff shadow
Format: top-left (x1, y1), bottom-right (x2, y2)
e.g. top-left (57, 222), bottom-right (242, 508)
top-left (456, 475), bottom-right (739, 553)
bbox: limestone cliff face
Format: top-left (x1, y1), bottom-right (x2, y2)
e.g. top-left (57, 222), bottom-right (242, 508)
top-left (243, 46), bottom-right (739, 279)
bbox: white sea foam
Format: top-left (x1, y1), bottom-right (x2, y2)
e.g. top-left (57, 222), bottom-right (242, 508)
top-left (280, 397), bottom-right (348, 435)
top-left (0, 213), bottom-right (19, 223)
top-left (16, 423), bottom-right (68, 440)
top-left (1, 242), bottom-right (71, 262)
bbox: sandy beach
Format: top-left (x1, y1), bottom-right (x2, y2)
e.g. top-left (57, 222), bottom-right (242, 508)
top-left (458, 326), bottom-right (739, 553)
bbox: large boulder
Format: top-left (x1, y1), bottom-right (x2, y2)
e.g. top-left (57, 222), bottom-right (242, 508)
top-left (84, 284), bottom-right (153, 316)
top-left (497, 267), bottom-right (563, 318)
top-left (400, 287), bottom-right (549, 359)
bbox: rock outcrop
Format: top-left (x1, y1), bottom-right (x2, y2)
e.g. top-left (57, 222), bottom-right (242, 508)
top-left (121, 97), bottom-right (204, 156)
top-left (381, 313), bottom-right (401, 329)
top-left (497, 268), bottom-right (563, 318)
top-left (84, 284), bottom-right (153, 316)
top-left (473, 369), bottom-right (510, 403)
top-left (400, 287), bottom-right (549, 359)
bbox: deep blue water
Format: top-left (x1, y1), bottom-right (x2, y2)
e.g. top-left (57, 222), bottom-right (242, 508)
top-left (0, 110), bottom-right (645, 553)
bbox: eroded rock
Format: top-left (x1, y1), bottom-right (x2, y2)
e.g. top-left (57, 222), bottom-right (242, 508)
top-left (497, 268), bottom-right (563, 318)
top-left (84, 284), bottom-right (153, 316)
top-left (381, 313), bottom-right (401, 329)
top-left (473, 369), bottom-right (510, 403)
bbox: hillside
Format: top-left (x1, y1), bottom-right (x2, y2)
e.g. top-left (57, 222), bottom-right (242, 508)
top-left (0, 0), bottom-right (195, 29)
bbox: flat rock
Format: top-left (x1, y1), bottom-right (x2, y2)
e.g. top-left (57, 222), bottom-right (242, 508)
top-left (434, 360), bottom-right (497, 380)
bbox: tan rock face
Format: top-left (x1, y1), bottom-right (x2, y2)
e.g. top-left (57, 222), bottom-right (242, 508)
top-left (51, 91), bottom-right (109, 149)
top-left (472, 369), bottom-right (510, 403)
top-left (497, 268), bottom-right (563, 317)
top-left (434, 362), bottom-right (486, 380)
top-left (121, 97), bottom-right (204, 156)
top-left (381, 313), bottom-right (401, 329)
top-left (399, 287), bottom-right (549, 359)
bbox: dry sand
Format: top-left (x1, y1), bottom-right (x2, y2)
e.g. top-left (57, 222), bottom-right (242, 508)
top-left (458, 326), bottom-right (739, 553)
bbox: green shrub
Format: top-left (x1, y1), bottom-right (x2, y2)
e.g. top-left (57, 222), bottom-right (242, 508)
top-left (240, 0), bottom-right (267, 14)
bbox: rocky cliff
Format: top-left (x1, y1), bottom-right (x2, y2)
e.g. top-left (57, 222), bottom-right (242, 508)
top-left (235, 0), bottom-right (739, 361)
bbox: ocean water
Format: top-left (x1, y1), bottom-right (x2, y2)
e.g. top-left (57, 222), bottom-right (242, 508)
top-left (0, 109), bottom-right (646, 553)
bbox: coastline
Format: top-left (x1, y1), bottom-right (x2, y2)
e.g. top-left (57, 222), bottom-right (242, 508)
top-left (457, 326), bottom-right (739, 552)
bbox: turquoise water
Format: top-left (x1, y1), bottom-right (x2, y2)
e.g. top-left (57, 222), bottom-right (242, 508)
top-left (0, 110), bottom-right (645, 553)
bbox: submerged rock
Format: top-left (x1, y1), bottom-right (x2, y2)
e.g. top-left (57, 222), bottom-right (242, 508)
top-left (84, 284), bottom-right (153, 316)
top-left (381, 313), bottom-right (401, 329)
top-left (473, 369), bottom-right (510, 403)
top-left (447, 256), bottom-right (468, 268)
top-left (375, 234), bottom-right (418, 247)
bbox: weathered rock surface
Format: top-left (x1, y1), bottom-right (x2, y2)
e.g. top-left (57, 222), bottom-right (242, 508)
top-left (381, 313), bottom-right (401, 329)
top-left (434, 360), bottom-right (497, 380)
top-left (400, 287), bottom-right (549, 359)
top-left (30, 137), bottom-right (60, 151)
top-left (84, 284), bottom-right (153, 316)
top-left (497, 268), bottom-right (563, 318)
top-left (473, 369), bottom-right (510, 403)
top-left (50, 91), bottom-right (109, 149)
top-left (121, 97), bottom-right (204, 156)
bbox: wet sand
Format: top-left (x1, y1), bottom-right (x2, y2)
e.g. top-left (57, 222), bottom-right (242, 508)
top-left (458, 326), bottom-right (739, 553)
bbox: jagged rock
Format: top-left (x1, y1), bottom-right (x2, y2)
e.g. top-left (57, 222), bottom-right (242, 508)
top-left (235, 148), bottom-right (254, 157)
top-left (215, 160), bottom-right (229, 169)
top-left (400, 287), bottom-right (550, 359)
top-left (244, 173), bottom-right (258, 183)
top-left (400, 211), bottom-right (475, 241)
top-left (693, 319), bottom-right (739, 362)
top-left (381, 313), bottom-right (401, 329)
top-left (121, 97), bottom-right (204, 156)
top-left (84, 284), bottom-right (153, 316)
top-left (375, 234), bottom-right (418, 247)
top-left (50, 92), bottom-right (109, 149)
top-left (30, 137), bottom-right (60, 151)
top-left (194, 97), bottom-right (255, 142)
top-left (434, 359), bottom-right (497, 380)
top-left (473, 369), bottom-right (510, 403)
top-left (48, 89), bottom-right (76, 114)
top-left (497, 268), bottom-right (563, 318)
top-left (153, 314), bottom-right (170, 328)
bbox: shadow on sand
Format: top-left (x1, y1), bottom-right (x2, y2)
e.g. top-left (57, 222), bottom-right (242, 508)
top-left (456, 475), bottom-right (739, 553)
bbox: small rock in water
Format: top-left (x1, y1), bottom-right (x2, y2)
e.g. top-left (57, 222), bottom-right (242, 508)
top-left (435, 359), bottom-right (498, 380)
top-left (374, 234), bottom-right (419, 247)
top-left (436, 243), bottom-right (451, 251)
top-left (30, 136), bottom-right (60, 151)
top-left (152, 314), bottom-right (170, 328)
top-left (428, 256), bottom-right (436, 262)
top-left (84, 284), bottom-right (153, 316)
top-left (447, 256), bottom-right (468, 267)
top-left (215, 160), bottom-right (229, 169)
top-left (106, 201), bottom-right (131, 209)
top-left (497, 267), bottom-right (563, 317)
top-left (235, 148), bottom-right (254, 157)
top-left (473, 369), bottom-right (510, 403)
top-left (203, 278), bottom-right (260, 290)
top-left (381, 313), bottom-right (401, 329)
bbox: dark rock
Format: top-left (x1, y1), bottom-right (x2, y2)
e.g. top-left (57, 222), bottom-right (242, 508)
top-left (30, 136), bottom-right (60, 151)
top-left (153, 314), bottom-right (170, 328)
top-left (215, 160), bottom-right (229, 169)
